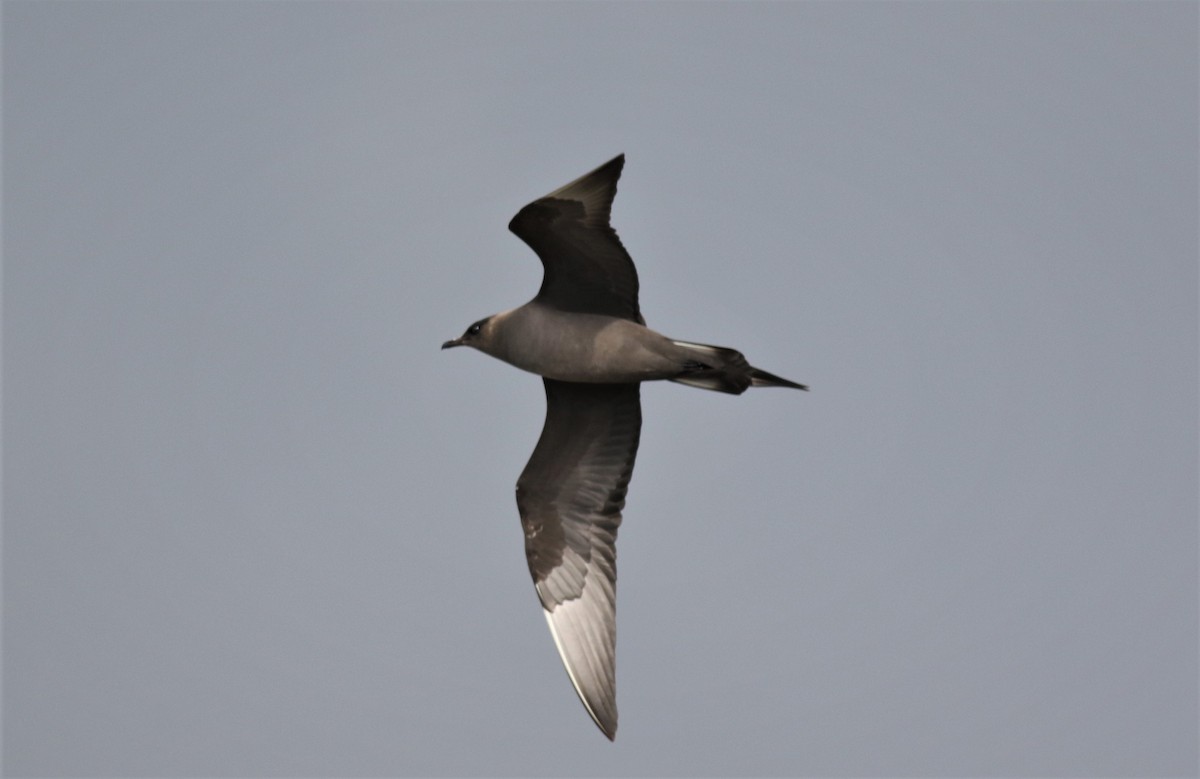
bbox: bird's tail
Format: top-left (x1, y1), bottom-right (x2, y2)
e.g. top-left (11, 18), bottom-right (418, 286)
top-left (668, 340), bottom-right (808, 395)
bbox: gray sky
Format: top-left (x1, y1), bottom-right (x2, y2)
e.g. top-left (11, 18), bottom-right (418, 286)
top-left (4, 2), bottom-right (1197, 776)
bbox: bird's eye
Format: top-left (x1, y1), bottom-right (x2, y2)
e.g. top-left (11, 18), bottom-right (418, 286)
top-left (468, 321), bottom-right (483, 336)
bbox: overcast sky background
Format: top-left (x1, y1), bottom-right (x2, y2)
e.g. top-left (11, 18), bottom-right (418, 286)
top-left (4, 2), bottom-right (1197, 777)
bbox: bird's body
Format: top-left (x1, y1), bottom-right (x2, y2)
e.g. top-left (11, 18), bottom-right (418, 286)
top-left (466, 302), bottom-right (799, 388)
top-left (472, 303), bottom-right (683, 383)
top-left (443, 155), bottom-right (806, 740)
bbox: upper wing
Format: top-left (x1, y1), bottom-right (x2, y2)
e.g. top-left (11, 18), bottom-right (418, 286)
top-left (508, 155), bottom-right (643, 323)
top-left (516, 379), bottom-right (642, 740)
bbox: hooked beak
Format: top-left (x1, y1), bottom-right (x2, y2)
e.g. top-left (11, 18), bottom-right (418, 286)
top-left (441, 337), bottom-right (464, 350)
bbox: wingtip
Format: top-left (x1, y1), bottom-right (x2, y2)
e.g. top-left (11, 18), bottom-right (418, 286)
top-left (541, 607), bottom-right (620, 742)
top-left (594, 710), bottom-right (618, 741)
top-left (593, 153), bottom-right (625, 181)
top-left (586, 153), bottom-right (624, 183)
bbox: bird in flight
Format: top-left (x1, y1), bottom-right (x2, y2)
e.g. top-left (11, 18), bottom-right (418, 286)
top-left (442, 155), bottom-right (807, 740)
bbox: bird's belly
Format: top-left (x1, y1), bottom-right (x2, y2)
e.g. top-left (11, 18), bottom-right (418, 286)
top-left (513, 344), bottom-right (676, 383)
top-left (501, 315), bottom-right (680, 384)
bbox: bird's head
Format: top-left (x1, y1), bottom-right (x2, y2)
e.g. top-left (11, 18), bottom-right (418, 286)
top-left (441, 315), bottom-right (496, 353)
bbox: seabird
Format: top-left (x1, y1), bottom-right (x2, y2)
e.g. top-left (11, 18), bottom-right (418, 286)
top-left (442, 155), bottom-right (806, 740)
